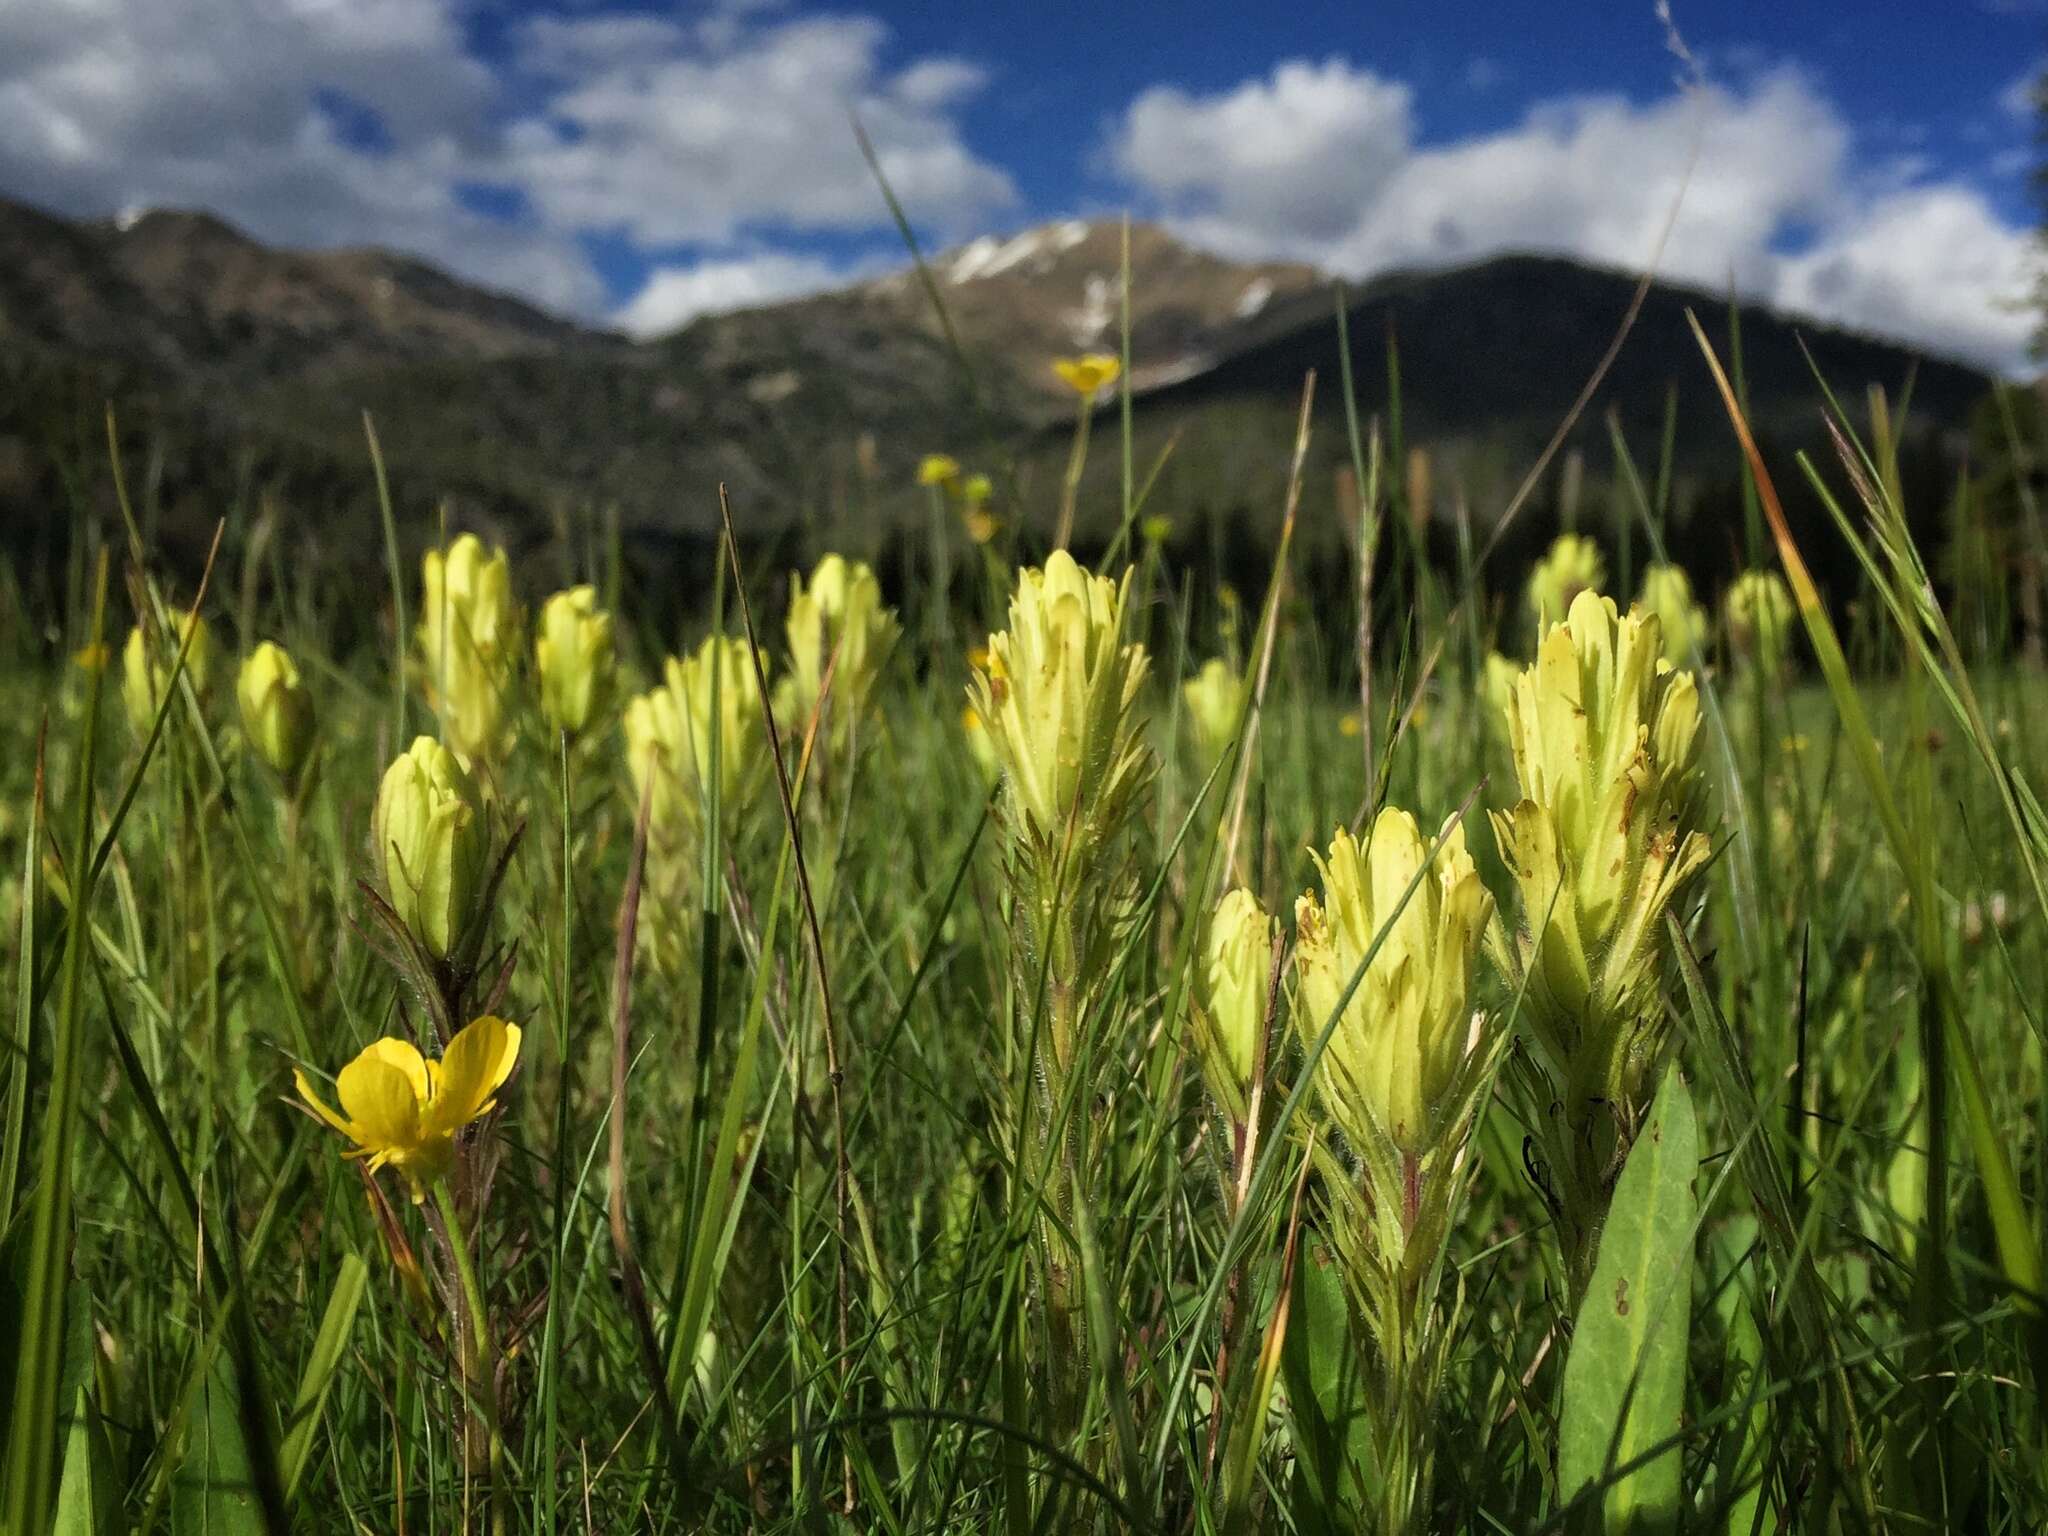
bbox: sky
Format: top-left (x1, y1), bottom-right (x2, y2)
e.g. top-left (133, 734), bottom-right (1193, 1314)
top-left (1, 0), bottom-right (2043, 368)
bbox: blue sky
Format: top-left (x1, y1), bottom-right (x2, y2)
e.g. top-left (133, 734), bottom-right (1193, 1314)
top-left (0, 0), bottom-right (2040, 366)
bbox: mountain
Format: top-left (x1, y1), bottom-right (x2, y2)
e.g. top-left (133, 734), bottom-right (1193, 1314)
top-left (0, 192), bottom-right (1998, 612)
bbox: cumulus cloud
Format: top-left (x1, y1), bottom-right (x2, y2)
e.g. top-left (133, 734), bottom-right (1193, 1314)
top-left (1106, 59), bottom-right (2036, 371)
top-left (615, 251), bottom-right (855, 337)
top-left (0, 0), bottom-right (1012, 320)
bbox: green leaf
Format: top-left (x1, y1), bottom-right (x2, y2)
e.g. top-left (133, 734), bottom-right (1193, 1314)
top-left (53, 1279), bottom-right (116, 1536)
top-left (170, 1348), bottom-right (266, 1536)
top-left (1280, 1242), bottom-right (1376, 1526)
top-left (278, 1253), bottom-right (368, 1503)
top-left (1558, 1064), bottom-right (1698, 1534)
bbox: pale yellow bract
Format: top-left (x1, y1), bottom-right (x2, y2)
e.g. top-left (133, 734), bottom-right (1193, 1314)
top-left (623, 634), bottom-right (770, 847)
top-left (419, 534), bottom-right (520, 761)
top-left (296, 1015), bottom-right (522, 1195)
top-left (534, 585), bottom-right (616, 738)
top-left (1525, 533), bottom-right (1605, 630)
top-left (781, 555), bottom-right (900, 756)
top-left (1636, 563), bottom-right (1707, 668)
top-left (1192, 887), bottom-right (1276, 1123)
top-left (1181, 657), bottom-right (1243, 762)
top-left (121, 608), bottom-right (210, 737)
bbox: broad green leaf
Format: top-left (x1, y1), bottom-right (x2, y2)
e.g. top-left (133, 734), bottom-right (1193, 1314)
top-left (1281, 1242), bottom-right (1376, 1526)
top-left (1558, 1065), bottom-right (1697, 1534)
top-left (170, 1348), bottom-right (265, 1536)
top-left (279, 1253), bottom-right (368, 1503)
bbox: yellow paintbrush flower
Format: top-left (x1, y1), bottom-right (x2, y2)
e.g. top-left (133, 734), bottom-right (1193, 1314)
top-left (1724, 568), bottom-right (1795, 672)
top-left (419, 534), bottom-right (519, 761)
top-left (374, 736), bottom-right (489, 961)
top-left (1192, 887), bottom-right (1277, 1123)
top-left (534, 586), bottom-right (615, 738)
top-left (1053, 353), bottom-right (1121, 398)
top-left (1636, 563), bottom-right (1707, 668)
top-left (1181, 658), bottom-right (1244, 763)
top-left (237, 640), bottom-right (315, 781)
top-left (1525, 534), bottom-right (1605, 630)
top-left (966, 551), bottom-right (1152, 868)
top-left (783, 555), bottom-right (900, 754)
top-left (917, 453), bottom-right (961, 487)
top-left (295, 1015), bottom-right (521, 1196)
top-left (1294, 808), bottom-right (1493, 1156)
top-left (624, 635), bottom-right (769, 846)
top-left (121, 609), bottom-right (210, 736)
top-left (1490, 591), bottom-right (1711, 1108)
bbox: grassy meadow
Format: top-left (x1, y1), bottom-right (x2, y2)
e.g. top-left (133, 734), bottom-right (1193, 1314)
top-left (5, 320), bottom-right (2048, 1536)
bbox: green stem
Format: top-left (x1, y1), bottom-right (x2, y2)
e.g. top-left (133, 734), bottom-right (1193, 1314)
top-left (434, 1178), bottom-right (510, 1536)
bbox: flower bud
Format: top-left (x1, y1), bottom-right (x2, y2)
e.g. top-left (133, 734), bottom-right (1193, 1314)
top-left (1724, 568), bottom-right (1794, 672)
top-left (419, 534), bottom-right (519, 761)
top-left (623, 635), bottom-right (769, 847)
top-left (966, 551), bottom-right (1152, 871)
top-left (1192, 887), bottom-right (1276, 1122)
top-left (237, 641), bottom-right (315, 781)
top-left (1636, 563), bottom-right (1706, 668)
top-left (1526, 534), bottom-right (1605, 630)
top-left (783, 556), bottom-right (900, 754)
top-left (534, 586), bottom-right (615, 737)
top-left (121, 609), bottom-right (210, 736)
top-left (1490, 591), bottom-right (1711, 1107)
top-left (374, 736), bottom-right (488, 960)
top-left (1181, 658), bottom-right (1244, 764)
top-left (1294, 808), bottom-right (1493, 1155)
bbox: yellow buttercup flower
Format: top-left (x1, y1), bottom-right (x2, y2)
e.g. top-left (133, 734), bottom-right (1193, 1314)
top-left (783, 555), bottom-right (900, 754)
top-left (534, 586), bottom-right (616, 738)
top-left (120, 609), bottom-right (210, 736)
top-left (1192, 887), bottom-right (1276, 1123)
top-left (1725, 568), bottom-right (1795, 671)
top-left (237, 640), bottom-right (315, 781)
top-left (1053, 353), bottom-right (1121, 398)
top-left (1490, 591), bottom-right (1711, 1107)
top-left (1636, 563), bottom-right (1707, 668)
top-left (295, 1015), bottom-right (521, 1196)
top-left (1294, 808), bottom-right (1493, 1156)
top-left (1182, 658), bottom-right (1244, 762)
top-left (917, 453), bottom-right (962, 488)
top-left (374, 737), bottom-right (490, 962)
top-left (1526, 534), bottom-right (1605, 630)
top-left (966, 551), bottom-right (1152, 866)
top-left (624, 635), bottom-right (769, 846)
top-left (419, 534), bottom-right (519, 761)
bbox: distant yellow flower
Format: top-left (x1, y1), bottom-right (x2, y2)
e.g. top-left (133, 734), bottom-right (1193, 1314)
top-left (534, 586), bottom-right (615, 738)
top-left (1053, 353), bottom-right (1121, 397)
top-left (1141, 514), bottom-right (1173, 547)
top-left (783, 555), bottom-right (900, 753)
top-left (1725, 569), bottom-right (1795, 671)
top-left (966, 645), bottom-right (990, 673)
top-left (295, 1015), bottom-right (522, 1196)
top-left (624, 635), bottom-right (770, 846)
top-left (419, 534), bottom-right (519, 761)
top-left (1337, 712), bottom-right (1362, 739)
top-left (238, 641), bottom-right (316, 781)
top-left (1295, 809), bottom-right (1493, 1155)
top-left (1182, 658), bottom-right (1244, 761)
top-left (962, 705), bottom-right (1000, 786)
top-left (960, 472), bottom-right (994, 506)
top-left (1192, 887), bottom-right (1276, 1122)
top-left (917, 454), bottom-right (962, 487)
top-left (964, 510), bottom-right (1000, 545)
top-left (375, 737), bottom-right (489, 961)
top-left (1526, 534), bottom-right (1605, 630)
top-left (73, 642), bottom-right (109, 673)
top-left (121, 609), bottom-right (210, 736)
top-left (1636, 563), bottom-right (1707, 668)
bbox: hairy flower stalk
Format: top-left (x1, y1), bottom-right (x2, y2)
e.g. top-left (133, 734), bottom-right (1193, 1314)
top-left (1292, 807), bottom-right (1499, 1535)
top-left (1489, 590), bottom-right (1712, 1294)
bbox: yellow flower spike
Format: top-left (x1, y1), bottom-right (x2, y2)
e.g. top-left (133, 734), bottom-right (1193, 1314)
top-left (1182, 658), bottom-right (1244, 762)
top-left (624, 634), bottom-right (770, 848)
top-left (419, 534), bottom-right (520, 761)
top-left (1636, 563), bottom-right (1707, 668)
top-left (374, 736), bottom-right (489, 961)
top-left (917, 453), bottom-right (961, 487)
top-left (534, 586), bottom-right (616, 738)
top-left (1293, 809), bottom-right (1493, 1156)
top-left (783, 555), bottom-right (900, 755)
top-left (965, 551), bottom-right (1153, 869)
top-left (1489, 590), bottom-right (1712, 1107)
top-left (295, 1015), bottom-right (522, 1196)
top-left (1724, 568), bottom-right (1795, 671)
top-left (1053, 353), bottom-right (1122, 398)
top-left (1192, 888), bottom-right (1276, 1122)
top-left (1525, 534), bottom-right (1605, 630)
top-left (237, 640), bottom-right (316, 781)
top-left (120, 609), bottom-right (210, 736)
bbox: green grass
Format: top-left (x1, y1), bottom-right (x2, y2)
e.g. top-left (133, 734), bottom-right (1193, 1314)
top-left (4, 365), bottom-right (2048, 1535)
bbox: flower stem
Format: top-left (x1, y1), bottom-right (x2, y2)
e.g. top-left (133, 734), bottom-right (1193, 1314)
top-left (433, 1178), bottom-right (509, 1536)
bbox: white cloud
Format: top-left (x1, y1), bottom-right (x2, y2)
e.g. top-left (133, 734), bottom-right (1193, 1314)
top-left (1107, 60), bottom-right (2037, 371)
top-left (501, 14), bottom-right (1016, 248)
top-left (615, 251), bottom-right (852, 337)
